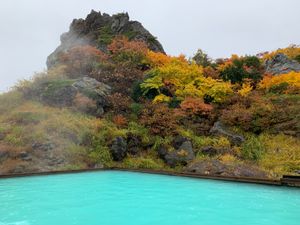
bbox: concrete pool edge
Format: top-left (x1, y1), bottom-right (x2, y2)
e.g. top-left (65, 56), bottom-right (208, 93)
top-left (0, 168), bottom-right (299, 187)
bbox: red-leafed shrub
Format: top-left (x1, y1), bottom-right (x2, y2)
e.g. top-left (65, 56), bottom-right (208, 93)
top-left (59, 45), bottom-right (108, 77)
top-left (107, 92), bottom-right (132, 114)
top-left (179, 97), bottom-right (213, 116)
top-left (113, 114), bottom-right (128, 128)
top-left (140, 103), bottom-right (178, 136)
top-left (203, 66), bottom-right (219, 79)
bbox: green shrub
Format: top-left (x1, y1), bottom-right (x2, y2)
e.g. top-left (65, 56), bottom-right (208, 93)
top-left (88, 146), bottom-right (112, 166)
top-left (127, 122), bottom-right (150, 145)
top-left (122, 156), bottom-right (164, 170)
top-left (192, 49), bottom-right (212, 67)
top-left (4, 126), bottom-right (25, 146)
top-left (269, 82), bottom-right (289, 94)
top-left (97, 26), bottom-right (115, 46)
top-left (131, 81), bottom-right (144, 101)
top-left (294, 55), bottom-right (300, 63)
top-left (241, 135), bottom-right (265, 161)
top-left (219, 55), bottom-right (262, 83)
top-left (130, 103), bottom-right (143, 116)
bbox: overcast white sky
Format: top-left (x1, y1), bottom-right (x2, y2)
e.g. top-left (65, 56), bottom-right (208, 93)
top-left (1, 0), bottom-right (300, 92)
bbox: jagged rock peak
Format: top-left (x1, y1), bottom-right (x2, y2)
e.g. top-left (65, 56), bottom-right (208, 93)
top-left (265, 53), bottom-right (300, 75)
top-left (47, 10), bottom-right (165, 68)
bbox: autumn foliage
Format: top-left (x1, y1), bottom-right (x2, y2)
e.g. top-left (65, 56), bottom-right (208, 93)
top-left (113, 114), bottom-right (128, 127)
top-left (141, 53), bottom-right (233, 104)
top-left (59, 45), bottom-right (108, 77)
top-left (217, 55), bottom-right (263, 83)
top-left (179, 97), bottom-right (213, 116)
top-left (108, 36), bottom-right (148, 66)
top-left (258, 72), bottom-right (300, 94)
top-left (262, 45), bottom-right (300, 62)
top-left (140, 103), bottom-right (178, 136)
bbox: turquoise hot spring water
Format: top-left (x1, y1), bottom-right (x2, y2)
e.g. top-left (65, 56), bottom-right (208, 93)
top-left (0, 171), bottom-right (299, 225)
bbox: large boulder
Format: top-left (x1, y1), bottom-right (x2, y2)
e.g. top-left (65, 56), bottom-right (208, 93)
top-left (47, 10), bottom-right (165, 68)
top-left (110, 137), bottom-right (127, 161)
top-left (126, 133), bottom-right (142, 155)
top-left (32, 77), bottom-right (111, 116)
top-left (158, 136), bottom-right (195, 167)
top-left (0, 150), bottom-right (9, 163)
top-left (210, 121), bottom-right (245, 146)
top-left (41, 83), bottom-right (77, 107)
top-left (73, 77), bottom-right (112, 115)
top-left (265, 53), bottom-right (300, 75)
top-left (72, 76), bottom-right (111, 97)
top-left (186, 160), bottom-right (268, 178)
top-left (32, 141), bottom-right (55, 152)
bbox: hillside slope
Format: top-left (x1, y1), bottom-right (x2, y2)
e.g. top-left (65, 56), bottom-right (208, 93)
top-left (0, 11), bottom-right (300, 177)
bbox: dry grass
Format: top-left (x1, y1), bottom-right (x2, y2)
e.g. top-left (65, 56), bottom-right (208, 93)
top-left (259, 133), bottom-right (300, 176)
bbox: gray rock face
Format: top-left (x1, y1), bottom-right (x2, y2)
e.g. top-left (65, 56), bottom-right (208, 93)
top-left (186, 160), bottom-right (267, 178)
top-left (72, 77), bottom-right (111, 98)
top-left (126, 133), bottom-right (142, 155)
top-left (158, 136), bottom-right (195, 167)
top-left (47, 10), bottom-right (165, 68)
top-left (210, 121), bottom-right (245, 146)
top-left (0, 150), bottom-right (9, 163)
top-left (110, 137), bottom-right (127, 161)
top-left (41, 84), bottom-right (77, 107)
top-left (265, 53), bottom-right (300, 75)
top-left (32, 142), bottom-right (55, 152)
top-left (73, 77), bottom-right (111, 116)
top-left (34, 77), bottom-right (111, 116)
top-left (19, 151), bottom-right (32, 161)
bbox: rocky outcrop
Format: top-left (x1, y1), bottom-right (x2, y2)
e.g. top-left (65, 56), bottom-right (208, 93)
top-left (158, 136), bottom-right (195, 167)
top-left (32, 77), bottom-right (111, 116)
top-left (265, 53), bottom-right (300, 75)
top-left (18, 151), bottom-right (32, 161)
top-left (186, 160), bottom-right (267, 178)
top-left (126, 133), bottom-right (142, 155)
top-left (210, 121), bottom-right (245, 145)
top-left (32, 141), bottom-right (55, 152)
top-left (0, 150), bottom-right (8, 163)
top-left (72, 77), bottom-right (111, 116)
top-left (41, 83), bottom-right (77, 107)
top-left (73, 77), bottom-right (111, 98)
top-left (110, 137), bottom-right (127, 161)
top-left (201, 146), bottom-right (234, 157)
top-left (47, 10), bottom-right (165, 68)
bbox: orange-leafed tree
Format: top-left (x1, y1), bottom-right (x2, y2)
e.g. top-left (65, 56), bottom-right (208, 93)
top-left (108, 36), bottom-right (148, 67)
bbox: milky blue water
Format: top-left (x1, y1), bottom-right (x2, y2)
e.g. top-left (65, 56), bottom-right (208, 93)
top-left (0, 171), bottom-right (299, 225)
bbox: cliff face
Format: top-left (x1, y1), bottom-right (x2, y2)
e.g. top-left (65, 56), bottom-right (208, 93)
top-left (47, 10), bottom-right (165, 68)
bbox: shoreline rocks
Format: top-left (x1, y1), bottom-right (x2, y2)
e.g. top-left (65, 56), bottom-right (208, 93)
top-left (158, 136), bottom-right (195, 167)
top-left (186, 159), bottom-right (268, 178)
top-left (210, 121), bottom-right (245, 146)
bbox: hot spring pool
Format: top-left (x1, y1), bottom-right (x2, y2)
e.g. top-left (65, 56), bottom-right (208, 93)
top-left (0, 171), bottom-right (299, 225)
